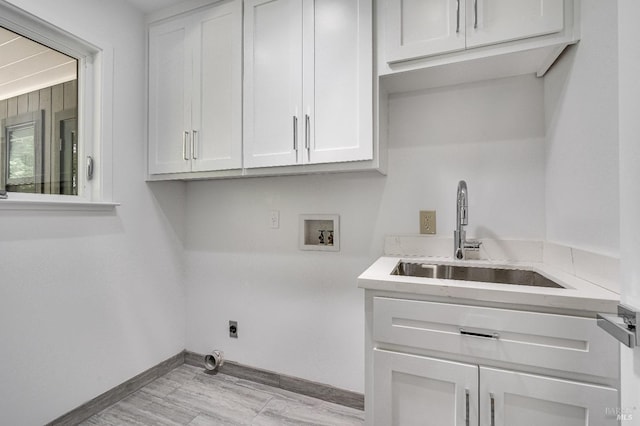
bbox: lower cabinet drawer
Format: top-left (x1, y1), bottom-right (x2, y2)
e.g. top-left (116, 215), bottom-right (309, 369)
top-left (372, 297), bottom-right (618, 379)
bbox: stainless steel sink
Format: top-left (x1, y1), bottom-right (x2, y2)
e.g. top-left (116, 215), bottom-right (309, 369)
top-left (391, 261), bottom-right (564, 288)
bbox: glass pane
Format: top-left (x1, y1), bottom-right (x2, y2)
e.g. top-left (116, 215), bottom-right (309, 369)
top-left (8, 124), bottom-right (35, 182)
top-left (0, 25), bottom-right (78, 196)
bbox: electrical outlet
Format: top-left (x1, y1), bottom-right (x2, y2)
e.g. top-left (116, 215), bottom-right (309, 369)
top-left (420, 210), bottom-right (436, 234)
top-left (229, 321), bottom-right (238, 338)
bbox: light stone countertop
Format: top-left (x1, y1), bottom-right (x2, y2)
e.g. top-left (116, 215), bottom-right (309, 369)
top-left (358, 255), bottom-right (620, 315)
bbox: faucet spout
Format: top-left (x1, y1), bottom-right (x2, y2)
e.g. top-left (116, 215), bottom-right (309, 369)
top-left (454, 180), bottom-right (481, 260)
top-left (456, 180), bottom-right (468, 228)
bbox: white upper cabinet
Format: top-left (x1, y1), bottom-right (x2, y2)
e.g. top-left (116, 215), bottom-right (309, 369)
top-left (308, 0), bottom-right (373, 165)
top-left (192, 2), bottom-right (243, 172)
top-left (149, 15), bottom-right (191, 174)
top-left (466, 0), bottom-right (564, 49)
top-left (243, 0), bottom-right (302, 168)
top-left (148, 0), bottom-right (242, 175)
top-left (244, 0), bottom-right (373, 169)
top-left (385, 0), bottom-right (466, 63)
top-left (385, 0), bottom-right (566, 63)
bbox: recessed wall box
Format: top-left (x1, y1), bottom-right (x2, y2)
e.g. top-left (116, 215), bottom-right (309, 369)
top-left (299, 214), bottom-right (340, 252)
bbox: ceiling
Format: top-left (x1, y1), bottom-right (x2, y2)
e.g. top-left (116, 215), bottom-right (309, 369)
top-left (0, 0), bottom-right (217, 102)
top-left (126, 0), bottom-right (186, 14)
top-left (0, 26), bottom-right (77, 102)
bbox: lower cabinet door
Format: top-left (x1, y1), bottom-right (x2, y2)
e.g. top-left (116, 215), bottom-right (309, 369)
top-left (373, 349), bottom-right (478, 426)
top-left (479, 366), bottom-right (619, 426)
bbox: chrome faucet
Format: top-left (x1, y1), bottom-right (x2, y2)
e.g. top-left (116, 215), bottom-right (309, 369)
top-left (454, 180), bottom-right (481, 259)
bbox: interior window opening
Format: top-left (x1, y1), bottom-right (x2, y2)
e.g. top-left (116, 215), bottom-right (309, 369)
top-left (0, 25), bottom-right (79, 196)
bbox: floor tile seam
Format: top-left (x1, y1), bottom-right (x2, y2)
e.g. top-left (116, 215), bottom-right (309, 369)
top-left (139, 387), bottom-right (201, 426)
top-left (145, 378), bottom-right (198, 420)
top-left (251, 394), bottom-right (278, 424)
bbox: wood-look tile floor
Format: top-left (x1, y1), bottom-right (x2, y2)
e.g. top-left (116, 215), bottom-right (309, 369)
top-left (79, 365), bottom-right (364, 426)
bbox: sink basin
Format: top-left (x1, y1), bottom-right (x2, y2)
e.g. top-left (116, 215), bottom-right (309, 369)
top-left (391, 261), bottom-right (564, 288)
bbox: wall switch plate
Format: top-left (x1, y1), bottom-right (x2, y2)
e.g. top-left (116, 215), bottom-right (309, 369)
top-left (270, 210), bottom-right (280, 229)
top-left (229, 321), bottom-right (238, 338)
top-left (420, 210), bottom-right (436, 234)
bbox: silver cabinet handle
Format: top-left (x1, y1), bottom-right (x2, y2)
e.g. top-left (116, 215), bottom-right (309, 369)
top-left (305, 114), bottom-right (311, 161)
top-left (465, 389), bottom-right (470, 426)
top-left (490, 392), bottom-right (495, 426)
top-left (305, 114), bottom-right (310, 150)
top-left (456, 0), bottom-right (460, 33)
top-left (183, 131), bottom-right (190, 161)
top-left (192, 130), bottom-right (198, 160)
top-left (293, 116), bottom-right (298, 151)
top-left (474, 0), bottom-right (478, 29)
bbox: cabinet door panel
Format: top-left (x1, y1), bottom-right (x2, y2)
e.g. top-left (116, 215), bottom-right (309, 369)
top-left (148, 17), bottom-right (191, 174)
top-left (244, 0), bottom-right (302, 168)
top-left (480, 367), bottom-right (618, 426)
top-left (385, 0), bottom-right (465, 63)
top-left (305, 0), bottom-right (373, 164)
top-left (466, 0), bottom-right (564, 48)
top-left (373, 349), bottom-right (478, 426)
top-left (192, 0), bottom-right (242, 171)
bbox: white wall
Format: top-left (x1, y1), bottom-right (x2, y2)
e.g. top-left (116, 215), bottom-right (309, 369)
top-left (544, 0), bottom-right (620, 256)
top-left (185, 74), bottom-right (546, 392)
top-left (0, 1), bottom-right (186, 425)
top-left (618, 0), bottom-right (640, 421)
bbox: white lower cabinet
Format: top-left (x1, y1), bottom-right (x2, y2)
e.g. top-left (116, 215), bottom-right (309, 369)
top-left (367, 296), bottom-right (619, 426)
top-left (480, 367), bottom-right (618, 426)
top-left (373, 349), bottom-right (478, 426)
top-left (373, 349), bottom-right (617, 426)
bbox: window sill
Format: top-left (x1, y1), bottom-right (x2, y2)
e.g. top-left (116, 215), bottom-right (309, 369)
top-left (0, 197), bottom-right (119, 212)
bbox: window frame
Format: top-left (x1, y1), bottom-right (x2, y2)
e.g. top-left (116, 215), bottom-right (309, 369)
top-left (0, 0), bottom-right (116, 211)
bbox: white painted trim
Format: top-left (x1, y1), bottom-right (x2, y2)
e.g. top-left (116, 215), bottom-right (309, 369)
top-left (146, 0), bottom-right (224, 24)
top-left (0, 198), bottom-right (118, 212)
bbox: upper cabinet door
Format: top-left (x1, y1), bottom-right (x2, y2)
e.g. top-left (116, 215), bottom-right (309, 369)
top-left (304, 0), bottom-right (373, 165)
top-left (191, 0), bottom-right (243, 172)
top-left (244, 0), bottom-right (303, 169)
top-left (384, 0), bottom-right (466, 63)
top-left (466, 0), bottom-right (564, 48)
top-left (148, 16), bottom-right (192, 174)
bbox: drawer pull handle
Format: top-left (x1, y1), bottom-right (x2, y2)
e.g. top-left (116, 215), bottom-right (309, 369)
top-left (460, 328), bottom-right (500, 339)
